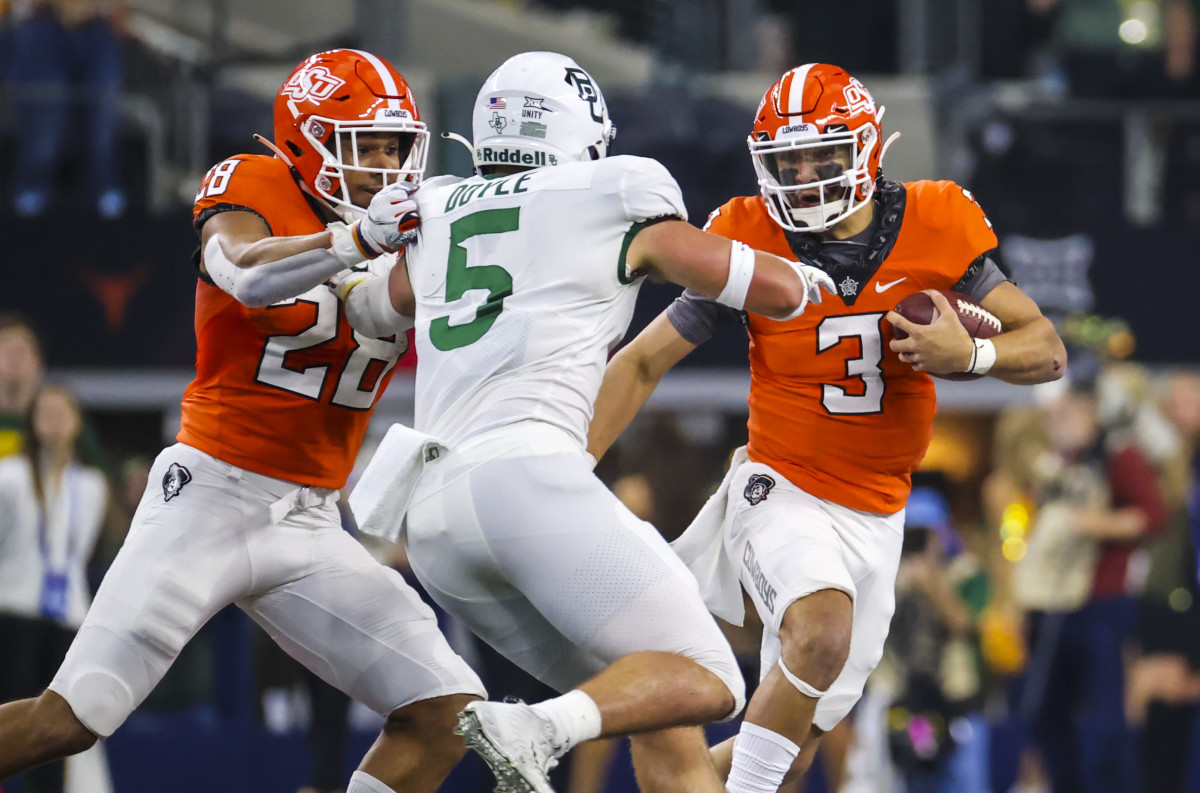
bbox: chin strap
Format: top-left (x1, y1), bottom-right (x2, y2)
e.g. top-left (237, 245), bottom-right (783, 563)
top-left (253, 133), bottom-right (296, 169)
top-left (878, 131), bottom-right (902, 170)
top-left (441, 131), bottom-right (475, 164)
top-left (253, 133), bottom-right (361, 222)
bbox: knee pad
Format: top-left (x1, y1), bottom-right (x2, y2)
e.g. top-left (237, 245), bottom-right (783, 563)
top-left (777, 658), bottom-right (828, 699)
top-left (49, 626), bottom-right (149, 738)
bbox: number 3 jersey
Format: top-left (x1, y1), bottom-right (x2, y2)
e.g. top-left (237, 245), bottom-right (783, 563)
top-left (406, 155), bottom-right (686, 449)
top-left (672, 180), bottom-right (1002, 514)
top-left (185, 154), bottom-right (407, 489)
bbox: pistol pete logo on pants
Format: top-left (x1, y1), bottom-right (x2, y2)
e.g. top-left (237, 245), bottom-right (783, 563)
top-left (162, 462), bottom-right (192, 502)
top-left (743, 473), bottom-right (775, 506)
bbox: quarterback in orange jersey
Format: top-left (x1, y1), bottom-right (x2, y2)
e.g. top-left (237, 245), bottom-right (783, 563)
top-left (589, 63), bottom-right (1066, 793)
top-left (0, 50), bottom-right (486, 793)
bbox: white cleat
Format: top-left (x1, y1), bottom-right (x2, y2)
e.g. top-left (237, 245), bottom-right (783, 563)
top-left (455, 700), bottom-right (564, 793)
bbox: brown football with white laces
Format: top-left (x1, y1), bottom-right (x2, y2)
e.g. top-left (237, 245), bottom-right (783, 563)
top-left (892, 290), bottom-right (1001, 381)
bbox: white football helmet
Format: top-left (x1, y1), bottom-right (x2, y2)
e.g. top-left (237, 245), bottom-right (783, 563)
top-left (466, 51), bottom-right (616, 171)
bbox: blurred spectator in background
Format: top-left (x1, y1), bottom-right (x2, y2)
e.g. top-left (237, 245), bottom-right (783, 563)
top-left (0, 315), bottom-right (44, 458)
top-left (1128, 370), bottom-right (1200, 793)
top-left (843, 487), bottom-right (991, 793)
top-left (0, 384), bottom-right (109, 793)
top-left (1028, 0), bottom-right (1199, 97)
top-left (1015, 375), bottom-right (1166, 793)
top-left (7, 0), bottom-right (126, 218)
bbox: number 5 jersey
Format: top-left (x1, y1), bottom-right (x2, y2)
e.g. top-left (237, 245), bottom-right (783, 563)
top-left (187, 154), bottom-right (408, 488)
top-left (405, 155), bottom-right (686, 449)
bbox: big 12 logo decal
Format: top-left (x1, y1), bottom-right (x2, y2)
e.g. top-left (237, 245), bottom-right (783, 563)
top-left (282, 65), bottom-right (346, 104)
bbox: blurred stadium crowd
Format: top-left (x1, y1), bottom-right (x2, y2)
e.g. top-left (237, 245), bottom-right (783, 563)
top-left (3, 0), bottom-right (1200, 792)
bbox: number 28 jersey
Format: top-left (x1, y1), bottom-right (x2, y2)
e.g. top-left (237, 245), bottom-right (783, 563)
top-left (186, 154), bottom-right (408, 489)
top-left (705, 181), bottom-right (998, 514)
top-left (406, 156), bottom-right (686, 449)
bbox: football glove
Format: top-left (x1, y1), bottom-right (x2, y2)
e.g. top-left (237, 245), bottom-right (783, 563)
top-left (780, 260), bottom-right (837, 321)
top-left (329, 181), bottom-right (420, 265)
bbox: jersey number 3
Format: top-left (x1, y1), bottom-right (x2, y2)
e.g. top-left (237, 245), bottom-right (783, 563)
top-left (429, 208), bottom-right (518, 351)
top-left (818, 313), bottom-right (885, 415)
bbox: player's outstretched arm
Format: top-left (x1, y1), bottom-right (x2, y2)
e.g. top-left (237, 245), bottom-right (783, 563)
top-left (587, 311), bottom-right (697, 462)
top-left (329, 251), bottom-right (417, 338)
top-left (199, 183), bottom-right (419, 308)
top-left (886, 284), bottom-right (1066, 384)
top-left (626, 220), bottom-right (834, 320)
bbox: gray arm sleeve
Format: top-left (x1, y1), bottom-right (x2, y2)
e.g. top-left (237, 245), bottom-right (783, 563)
top-left (665, 289), bottom-right (743, 346)
top-left (953, 254), bottom-right (1008, 303)
top-left (203, 235), bottom-right (346, 308)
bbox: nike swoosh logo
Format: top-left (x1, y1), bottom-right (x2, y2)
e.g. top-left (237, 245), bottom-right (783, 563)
top-left (875, 277), bottom-right (907, 293)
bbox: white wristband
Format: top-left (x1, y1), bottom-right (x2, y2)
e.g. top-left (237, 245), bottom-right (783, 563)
top-left (968, 337), bottom-right (997, 376)
top-left (715, 241), bottom-right (756, 310)
top-left (328, 221), bottom-right (372, 267)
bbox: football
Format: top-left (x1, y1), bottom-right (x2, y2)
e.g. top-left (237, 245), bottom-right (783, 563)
top-left (892, 289), bottom-right (1002, 381)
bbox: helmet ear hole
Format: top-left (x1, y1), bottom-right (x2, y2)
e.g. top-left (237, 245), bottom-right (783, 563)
top-left (286, 141), bottom-right (303, 158)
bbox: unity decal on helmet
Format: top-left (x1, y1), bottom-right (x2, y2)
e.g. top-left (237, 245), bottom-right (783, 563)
top-left (281, 65), bottom-right (346, 104)
top-left (162, 462), bottom-right (192, 502)
top-left (563, 67), bottom-right (603, 123)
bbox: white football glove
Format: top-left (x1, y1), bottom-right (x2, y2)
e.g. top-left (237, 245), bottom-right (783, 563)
top-left (780, 260), bottom-right (837, 321)
top-left (328, 181), bottom-right (419, 266)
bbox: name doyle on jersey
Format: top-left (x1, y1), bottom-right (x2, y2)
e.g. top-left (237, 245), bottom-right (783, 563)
top-left (444, 172), bottom-right (534, 212)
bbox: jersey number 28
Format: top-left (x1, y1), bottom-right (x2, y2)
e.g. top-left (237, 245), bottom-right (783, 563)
top-left (256, 289), bottom-right (405, 409)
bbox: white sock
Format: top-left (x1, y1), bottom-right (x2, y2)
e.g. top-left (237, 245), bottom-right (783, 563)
top-left (529, 689), bottom-right (602, 752)
top-left (347, 770), bottom-right (395, 793)
top-left (726, 722), bottom-right (801, 793)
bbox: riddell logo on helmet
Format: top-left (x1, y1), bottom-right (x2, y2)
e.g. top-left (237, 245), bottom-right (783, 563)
top-left (478, 147), bottom-right (557, 166)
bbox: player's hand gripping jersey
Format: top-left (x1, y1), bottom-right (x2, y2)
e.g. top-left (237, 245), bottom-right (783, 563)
top-left (704, 180), bottom-right (997, 513)
top-left (186, 154), bottom-right (409, 488)
top-left (406, 155), bottom-right (685, 449)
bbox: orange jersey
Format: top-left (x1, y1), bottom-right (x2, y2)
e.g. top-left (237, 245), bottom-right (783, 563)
top-left (183, 154), bottom-right (408, 489)
top-left (705, 181), bottom-right (998, 513)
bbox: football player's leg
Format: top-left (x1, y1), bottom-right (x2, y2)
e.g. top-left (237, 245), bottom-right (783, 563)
top-left (723, 464), bottom-right (903, 793)
top-left (460, 452), bottom-right (744, 733)
top-left (239, 506), bottom-right (485, 793)
top-left (629, 727), bottom-right (725, 793)
top-left (1, 446), bottom-right (260, 782)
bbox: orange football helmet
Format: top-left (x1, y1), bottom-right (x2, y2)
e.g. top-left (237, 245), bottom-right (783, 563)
top-left (271, 49), bottom-right (428, 219)
top-left (750, 64), bottom-right (890, 233)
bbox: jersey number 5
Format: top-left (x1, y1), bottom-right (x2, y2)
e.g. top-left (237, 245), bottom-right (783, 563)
top-left (817, 313), bottom-right (886, 415)
top-left (429, 208), bottom-right (518, 351)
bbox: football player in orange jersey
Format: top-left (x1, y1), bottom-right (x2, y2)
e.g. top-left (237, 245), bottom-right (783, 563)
top-left (0, 50), bottom-right (486, 793)
top-left (588, 63), bottom-right (1067, 793)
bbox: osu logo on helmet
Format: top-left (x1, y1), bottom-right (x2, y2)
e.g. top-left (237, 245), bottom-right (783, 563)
top-left (749, 63), bottom-right (897, 233)
top-left (272, 49), bottom-right (429, 220)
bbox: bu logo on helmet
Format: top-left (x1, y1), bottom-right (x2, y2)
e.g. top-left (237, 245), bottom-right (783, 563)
top-left (563, 67), bottom-right (603, 123)
top-left (281, 65), bottom-right (347, 103)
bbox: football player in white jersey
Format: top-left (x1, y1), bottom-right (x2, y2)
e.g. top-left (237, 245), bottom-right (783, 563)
top-left (333, 52), bottom-right (835, 793)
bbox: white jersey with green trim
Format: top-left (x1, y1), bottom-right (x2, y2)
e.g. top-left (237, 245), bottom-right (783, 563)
top-left (407, 154), bottom-right (686, 449)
